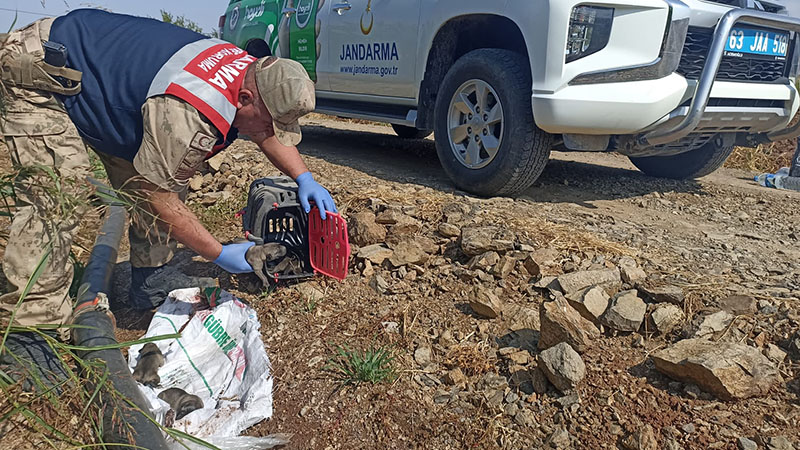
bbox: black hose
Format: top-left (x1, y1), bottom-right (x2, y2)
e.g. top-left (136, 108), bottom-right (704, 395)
top-left (72, 204), bottom-right (170, 450)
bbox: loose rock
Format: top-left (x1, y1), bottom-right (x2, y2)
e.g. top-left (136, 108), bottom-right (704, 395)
top-left (556, 268), bottom-right (621, 295)
top-left (348, 211), bottom-right (387, 246)
top-left (764, 343), bottom-right (788, 363)
top-left (493, 255), bottom-right (516, 279)
top-left (621, 424), bottom-right (658, 450)
top-left (664, 438), bottom-right (684, 450)
top-left (294, 284), bottom-right (324, 303)
top-left (766, 436), bottom-right (795, 450)
top-left (437, 222), bottom-right (461, 238)
top-left (375, 208), bottom-right (406, 225)
top-left (357, 244), bottom-right (394, 265)
top-left (544, 427), bottom-right (572, 448)
top-left (206, 152), bottom-right (225, 172)
top-left (389, 214), bottom-right (422, 238)
top-left (505, 305), bottom-right (541, 333)
top-left (441, 202), bottom-right (472, 224)
top-left (468, 251), bottom-right (500, 271)
top-left (443, 368), bottom-right (466, 385)
top-left (538, 342), bottom-right (586, 393)
top-left (469, 287), bottom-right (504, 319)
top-left (693, 310), bottom-right (734, 338)
top-left (188, 176), bottom-right (204, 192)
top-left (514, 409), bottom-right (536, 429)
top-left (639, 284), bottom-right (685, 305)
top-left (650, 303), bottom-right (685, 335)
top-left (719, 295), bottom-right (757, 315)
top-left (414, 347), bottom-right (433, 366)
top-left (530, 366), bottom-right (550, 394)
top-left (619, 256), bottom-right (647, 284)
top-left (737, 437), bottom-right (758, 450)
top-left (565, 285), bottom-right (610, 323)
top-left (602, 290), bottom-right (646, 333)
top-left (523, 255), bottom-right (542, 277)
top-left (388, 239), bottom-right (429, 267)
top-left (369, 274), bottom-right (389, 295)
top-left (530, 247), bottom-right (559, 267)
top-left (460, 226), bottom-right (515, 256)
top-left (652, 338), bottom-right (781, 400)
top-left (539, 296), bottom-right (600, 353)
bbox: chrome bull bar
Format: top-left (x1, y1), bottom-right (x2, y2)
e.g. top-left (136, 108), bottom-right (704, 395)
top-left (642, 9), bottom-right (800, 146)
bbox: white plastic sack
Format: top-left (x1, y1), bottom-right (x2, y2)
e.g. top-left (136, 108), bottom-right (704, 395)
top-left (127, 287), bottom-right (285, 449)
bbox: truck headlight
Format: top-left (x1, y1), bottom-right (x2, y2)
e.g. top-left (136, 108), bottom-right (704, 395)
top-left (566, 6), bottom-right (614, 63)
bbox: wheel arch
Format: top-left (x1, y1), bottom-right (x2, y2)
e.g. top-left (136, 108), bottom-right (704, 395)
top-left (417, 14), bottom-right (531, 131)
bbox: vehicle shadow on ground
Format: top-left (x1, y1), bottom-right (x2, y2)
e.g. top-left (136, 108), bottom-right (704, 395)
top-left (299, 125), bottom-right (706, 205)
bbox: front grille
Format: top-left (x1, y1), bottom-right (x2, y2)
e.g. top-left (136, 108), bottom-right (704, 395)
top-left (677, 27), bottom-right (789, 82)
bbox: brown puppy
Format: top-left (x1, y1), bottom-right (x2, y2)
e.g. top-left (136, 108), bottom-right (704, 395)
top-left (132, 343), bottom-right (164, 387)
top-left (158, 387), bottom-right (204, 420)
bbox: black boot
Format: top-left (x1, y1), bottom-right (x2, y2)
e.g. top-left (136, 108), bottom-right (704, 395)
top-left (130, 265), bottom-right (216, 310)
top-left (0, 330), bottom-right (69, 394)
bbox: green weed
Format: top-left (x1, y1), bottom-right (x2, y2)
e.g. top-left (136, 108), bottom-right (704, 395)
top-left (303, 297), bottom-right (318, 314)
top-left (326, 343), bottom-right (397, 386)
top-left (259, 284), bottom-right (276, 300)
top-left (88, 151), bottom-right (108, 181)
top-left (68, 255), bottom-right (86, 300)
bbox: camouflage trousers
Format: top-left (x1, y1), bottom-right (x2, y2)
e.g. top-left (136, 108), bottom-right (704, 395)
top-left (0, 19), bottom-right (183, 328)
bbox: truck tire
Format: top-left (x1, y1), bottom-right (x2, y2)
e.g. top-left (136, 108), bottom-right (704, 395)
top-left (629, 137), bottom-right (734, 179)
top-left (391, 124), bottom-right (432, 139)
top-left (434, 49), bottom-right (552, 196)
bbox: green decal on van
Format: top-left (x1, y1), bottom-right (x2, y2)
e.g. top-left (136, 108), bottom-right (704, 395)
top-left (279, 0), bottom-right (319, 81)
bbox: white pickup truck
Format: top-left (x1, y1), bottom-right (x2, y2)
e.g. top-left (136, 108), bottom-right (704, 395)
top-left (221, 0), bottom-right (800, 196)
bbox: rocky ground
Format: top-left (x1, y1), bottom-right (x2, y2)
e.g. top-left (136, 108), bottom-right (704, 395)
top-left (105, 115), bottom-right (800, 449)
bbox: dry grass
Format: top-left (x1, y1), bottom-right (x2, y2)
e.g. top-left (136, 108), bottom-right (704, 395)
top-left (0, 341), bottom-right (129, 449)
top-left (444, 343), bottom-right (497, 377)
top-left (500, 214), bottom-right (633, 257)
top-left (726, 140), bottom-right (796, 173)
top-left (0, 381), bottom-right (98, 449)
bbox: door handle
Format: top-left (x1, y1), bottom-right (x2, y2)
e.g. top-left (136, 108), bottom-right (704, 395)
top-left (282, 7), bottom-right (297, 17)
top-left (332, 2), bottom-right (352, 15)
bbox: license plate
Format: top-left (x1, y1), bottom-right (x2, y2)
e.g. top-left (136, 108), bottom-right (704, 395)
top-left (725, 27), bottom-right (789, 59)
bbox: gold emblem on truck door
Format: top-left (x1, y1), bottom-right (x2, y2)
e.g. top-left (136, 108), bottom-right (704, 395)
top-left (360, 0), bottom-right (374, 35)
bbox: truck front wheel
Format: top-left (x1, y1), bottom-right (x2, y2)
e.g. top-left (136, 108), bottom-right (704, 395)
top-left (434, 49), bottom-right (553, 196)
top-left (629, 136), bottom-right (734, 179)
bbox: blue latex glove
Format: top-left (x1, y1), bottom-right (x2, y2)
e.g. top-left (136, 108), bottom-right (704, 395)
top-left (213, 242), bottom-right (256, 273)
top-left (296, 171), bottom-right (338, 220)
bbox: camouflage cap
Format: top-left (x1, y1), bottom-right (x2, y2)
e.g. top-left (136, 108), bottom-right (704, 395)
top-left (253, 56), bottom-right (315, 146)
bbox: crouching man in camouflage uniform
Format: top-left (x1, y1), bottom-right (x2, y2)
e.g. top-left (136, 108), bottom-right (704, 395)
top-left (0, 9), bottom-right (336, 357)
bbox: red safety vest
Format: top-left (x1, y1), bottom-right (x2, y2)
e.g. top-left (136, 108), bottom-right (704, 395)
top-left (148, 40), bottom-right (257, 155)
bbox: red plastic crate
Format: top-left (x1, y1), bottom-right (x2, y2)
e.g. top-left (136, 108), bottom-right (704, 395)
top-left (308, 207), bottom-right (351, 281)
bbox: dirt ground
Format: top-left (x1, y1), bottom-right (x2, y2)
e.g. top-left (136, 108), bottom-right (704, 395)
top-left (4, 113), bottom-right (795, 449)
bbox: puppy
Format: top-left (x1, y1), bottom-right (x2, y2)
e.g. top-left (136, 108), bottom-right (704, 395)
top-left (245, 243), bottom-right (288, 285)
top-left (158, 387), bottom-right (204, 420)
top-left (132, 343), bottom-right (164, 387)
